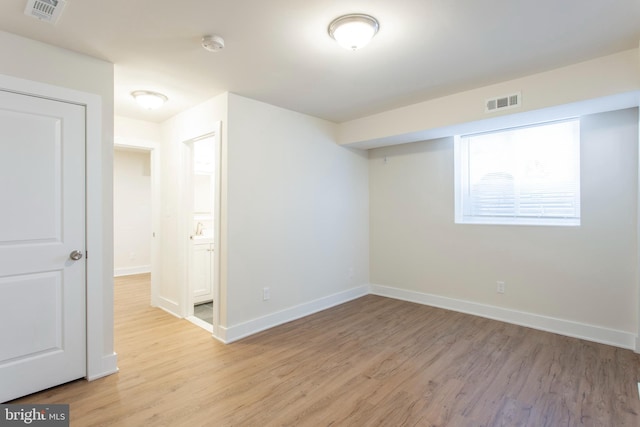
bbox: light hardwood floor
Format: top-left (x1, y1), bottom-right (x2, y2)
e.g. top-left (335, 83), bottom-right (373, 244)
top-left (11, 273), bottom-right (640, 426)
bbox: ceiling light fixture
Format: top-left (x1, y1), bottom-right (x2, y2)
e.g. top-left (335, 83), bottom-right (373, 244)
top-left (131, 90), bottom-right (168, 110)
top-left (328, 14), bottom-right (379, 50)
top-left (202, 35), bottom-right (225, 52)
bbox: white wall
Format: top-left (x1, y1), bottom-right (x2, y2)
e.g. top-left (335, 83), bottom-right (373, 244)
top-left (113, 149), bottom-right (151, 275)
top-left (157, 92), bottom-right (370, 340)
top-left (339, 48), bottom-right (640, 148)
top-left (369, 108), bottom-right (638, 347)
top-left (225, 94), bottom-right (370, 330)
top-left (0, 30), bottom-right (116, 377)
top-left (115, 115), bottom-right (163, 142)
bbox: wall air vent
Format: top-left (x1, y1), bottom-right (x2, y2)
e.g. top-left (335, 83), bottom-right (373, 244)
top-left (485, 92), bottom-right (521, 113)
top-left (24, 0), bottom-right (67, 24)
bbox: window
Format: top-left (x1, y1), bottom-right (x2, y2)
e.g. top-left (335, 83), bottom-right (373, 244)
top-left (454, 119), bottom-right (580, 226)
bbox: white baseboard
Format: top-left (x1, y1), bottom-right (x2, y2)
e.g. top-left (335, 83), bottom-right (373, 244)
top-left (186, 315), bottom-right (213, 333)
top-left (212, 330), bottom-right (227, 344)
top-left (370, 284), bottom-right (637, 350)
top-left (222, 285), bottom-right (370, 344)
top-left (114, 265), bottom-right (151, 277)
top-left (157, 297), bottom-right (181, 318)
top-left (87, 352), bottom-right (118, 381)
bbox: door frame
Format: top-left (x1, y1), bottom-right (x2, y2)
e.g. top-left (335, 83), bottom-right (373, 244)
top-left (179, 124), bottom-right (222, 337)
top-left (0, 73), bottom-right (116, 381)
top-left (113, 138), bottom-right (161, 307)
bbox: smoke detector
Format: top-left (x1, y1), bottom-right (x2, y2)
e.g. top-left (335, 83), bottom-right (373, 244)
top-left (24, 0), bottom-right (66, 24)
top-left (202, 35), bottom-right (225, 52)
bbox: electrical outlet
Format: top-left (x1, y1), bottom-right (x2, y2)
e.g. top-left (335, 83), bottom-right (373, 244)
top-left (263, 287), bottom-right (270, 301)
top-left (496, 281), bottom-right (505, 294)
top-left (348, 267), bottom-right (354, 278)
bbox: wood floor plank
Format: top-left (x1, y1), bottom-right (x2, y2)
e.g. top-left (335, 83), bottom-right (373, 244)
top-left (9, 273), bottom-right (640, 426)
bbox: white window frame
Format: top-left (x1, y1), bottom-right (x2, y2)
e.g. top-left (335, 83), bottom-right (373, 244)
top-left (454, 119), bottom-right (581, 227)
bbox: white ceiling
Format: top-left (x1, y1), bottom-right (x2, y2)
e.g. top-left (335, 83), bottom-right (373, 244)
top-left (1, 0), bottom-right (638, 123)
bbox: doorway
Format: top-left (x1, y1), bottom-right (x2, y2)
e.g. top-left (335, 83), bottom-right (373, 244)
top-left (113, 138), bottom-right (160, 307)
top-left (113, 148), bottom-right (152, 278)
top-left (181, 127), bottom-right (221, 335)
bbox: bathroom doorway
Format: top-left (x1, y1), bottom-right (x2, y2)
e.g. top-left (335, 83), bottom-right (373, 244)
top-left (181, 126), bottom-right (221, 335)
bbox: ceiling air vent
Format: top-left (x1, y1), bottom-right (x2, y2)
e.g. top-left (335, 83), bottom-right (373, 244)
top-left (485, 92), bottom-right (521, 113)
top-left (24, 0), bottom-right (67, 24)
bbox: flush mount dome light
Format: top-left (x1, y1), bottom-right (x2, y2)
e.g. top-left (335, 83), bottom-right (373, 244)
top-left (131, 90), bottom-right (168, 110)
top-left (328, 14), bottom-right (379, 50)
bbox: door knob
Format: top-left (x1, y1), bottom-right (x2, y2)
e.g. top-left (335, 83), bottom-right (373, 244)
top-left (69, 250), bottom-right (83, 261)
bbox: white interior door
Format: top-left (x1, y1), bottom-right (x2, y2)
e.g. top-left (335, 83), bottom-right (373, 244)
top-left (0, 89), bottom-right (86, 402)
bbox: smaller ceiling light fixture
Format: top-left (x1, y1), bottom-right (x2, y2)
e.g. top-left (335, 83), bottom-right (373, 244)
top-left (131, 90), bottom-right (168, 110)
top-left (202, 34), bottom-right (225, 52)
top-left (328, 14), bottom-right (379, 50)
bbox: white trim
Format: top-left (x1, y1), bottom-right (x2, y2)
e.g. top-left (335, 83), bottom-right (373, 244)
top-left (114, 265), bottom-right (151, 277)
top-left (179, 138), bottom-right (193, 318)
top-left (370, 284), bottom-right (636, 350)
top-left (157, 297), bottom-right (181, 318)
top-left (0, 73), bottom-right (117, 382)
top-left (211, 122), bottom-right (222, 341)
top-left (635, 337), bottom-right (640, 354)
top-left (187, 316), bottom-right (214, 333)
top-left (86, 353), bottom-right (119, 381)
top-left (220, 285), bottom-right (370, 344)
top-left (216, 326), bottom-right (230, 343)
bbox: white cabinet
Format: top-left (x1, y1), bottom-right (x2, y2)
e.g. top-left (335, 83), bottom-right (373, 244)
top-left (192, 242), bottom-right (214, 304)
